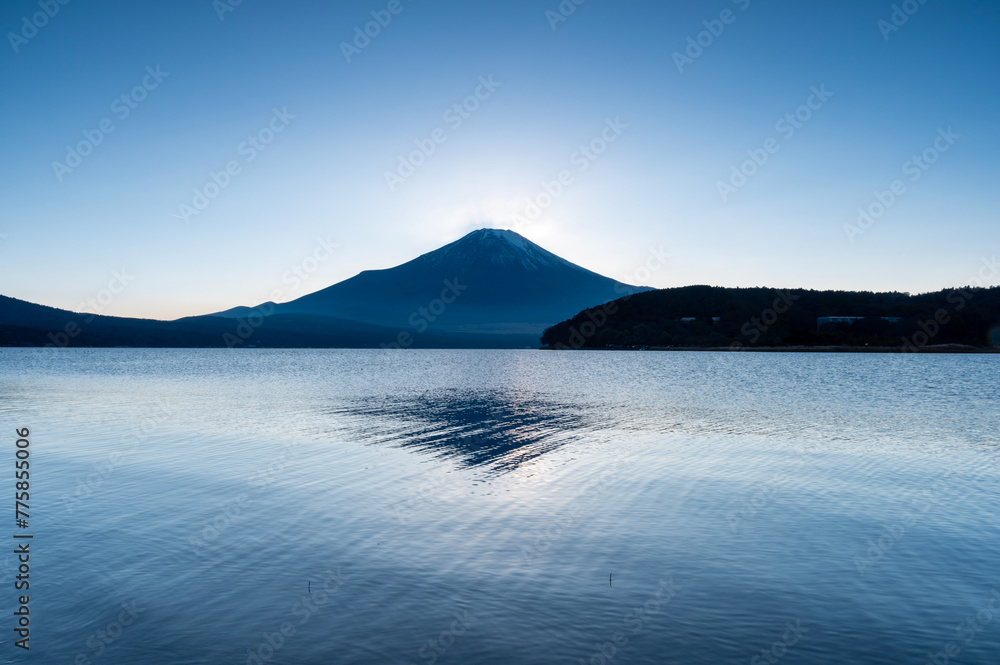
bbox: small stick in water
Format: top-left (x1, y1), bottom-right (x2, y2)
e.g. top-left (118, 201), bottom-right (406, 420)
top-left (610, 572), bottom-right (612, 587)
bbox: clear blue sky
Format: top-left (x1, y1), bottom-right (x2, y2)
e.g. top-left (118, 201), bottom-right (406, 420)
top-left (1, 0), bottom-right (997, 319)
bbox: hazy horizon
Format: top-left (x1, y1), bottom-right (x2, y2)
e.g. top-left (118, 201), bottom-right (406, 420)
top-left (5, 225), bottom-right (998, 324)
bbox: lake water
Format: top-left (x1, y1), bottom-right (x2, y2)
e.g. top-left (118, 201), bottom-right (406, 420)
top-left (1, 349), bottom-right (998, 664)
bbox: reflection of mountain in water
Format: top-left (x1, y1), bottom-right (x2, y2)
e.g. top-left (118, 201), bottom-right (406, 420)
top-left (330, 389), bottom-right (596, 473)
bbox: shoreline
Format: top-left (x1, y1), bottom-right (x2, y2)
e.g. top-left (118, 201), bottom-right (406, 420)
top-left (542, 344), bottom-right (998, 354)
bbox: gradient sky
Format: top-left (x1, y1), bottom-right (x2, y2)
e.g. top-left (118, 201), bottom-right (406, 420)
top-left (1, 0), bottom-right (998, 319)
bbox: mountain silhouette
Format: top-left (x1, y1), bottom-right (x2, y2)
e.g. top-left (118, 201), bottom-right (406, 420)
top-left (216, 228), bottom-right (650, 336)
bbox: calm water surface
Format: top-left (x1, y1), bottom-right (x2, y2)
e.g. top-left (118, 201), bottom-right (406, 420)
top-left (0, 349), bottom-right (998, 664)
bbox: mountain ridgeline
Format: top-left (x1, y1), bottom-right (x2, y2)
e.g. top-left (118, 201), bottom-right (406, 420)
top-left (541, 285), bottom-right (1000, 351)
top-left (4, 229), bottom-right (997, 350)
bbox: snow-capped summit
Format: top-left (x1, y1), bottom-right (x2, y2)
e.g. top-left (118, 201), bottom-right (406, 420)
top-left (422, 228), bottom-right (582, 272)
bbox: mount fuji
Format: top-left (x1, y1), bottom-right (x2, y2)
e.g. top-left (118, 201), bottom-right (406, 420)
top-left (217, 228), bottom-right (650, 339)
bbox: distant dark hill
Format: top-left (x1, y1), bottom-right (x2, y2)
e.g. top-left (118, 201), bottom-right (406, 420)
top-left (222, 228), bottom-right (650, 335)
top-left (0, 295), bottom-right (538, 348)
top-left (541, 285), bottom-right (1000, 351)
